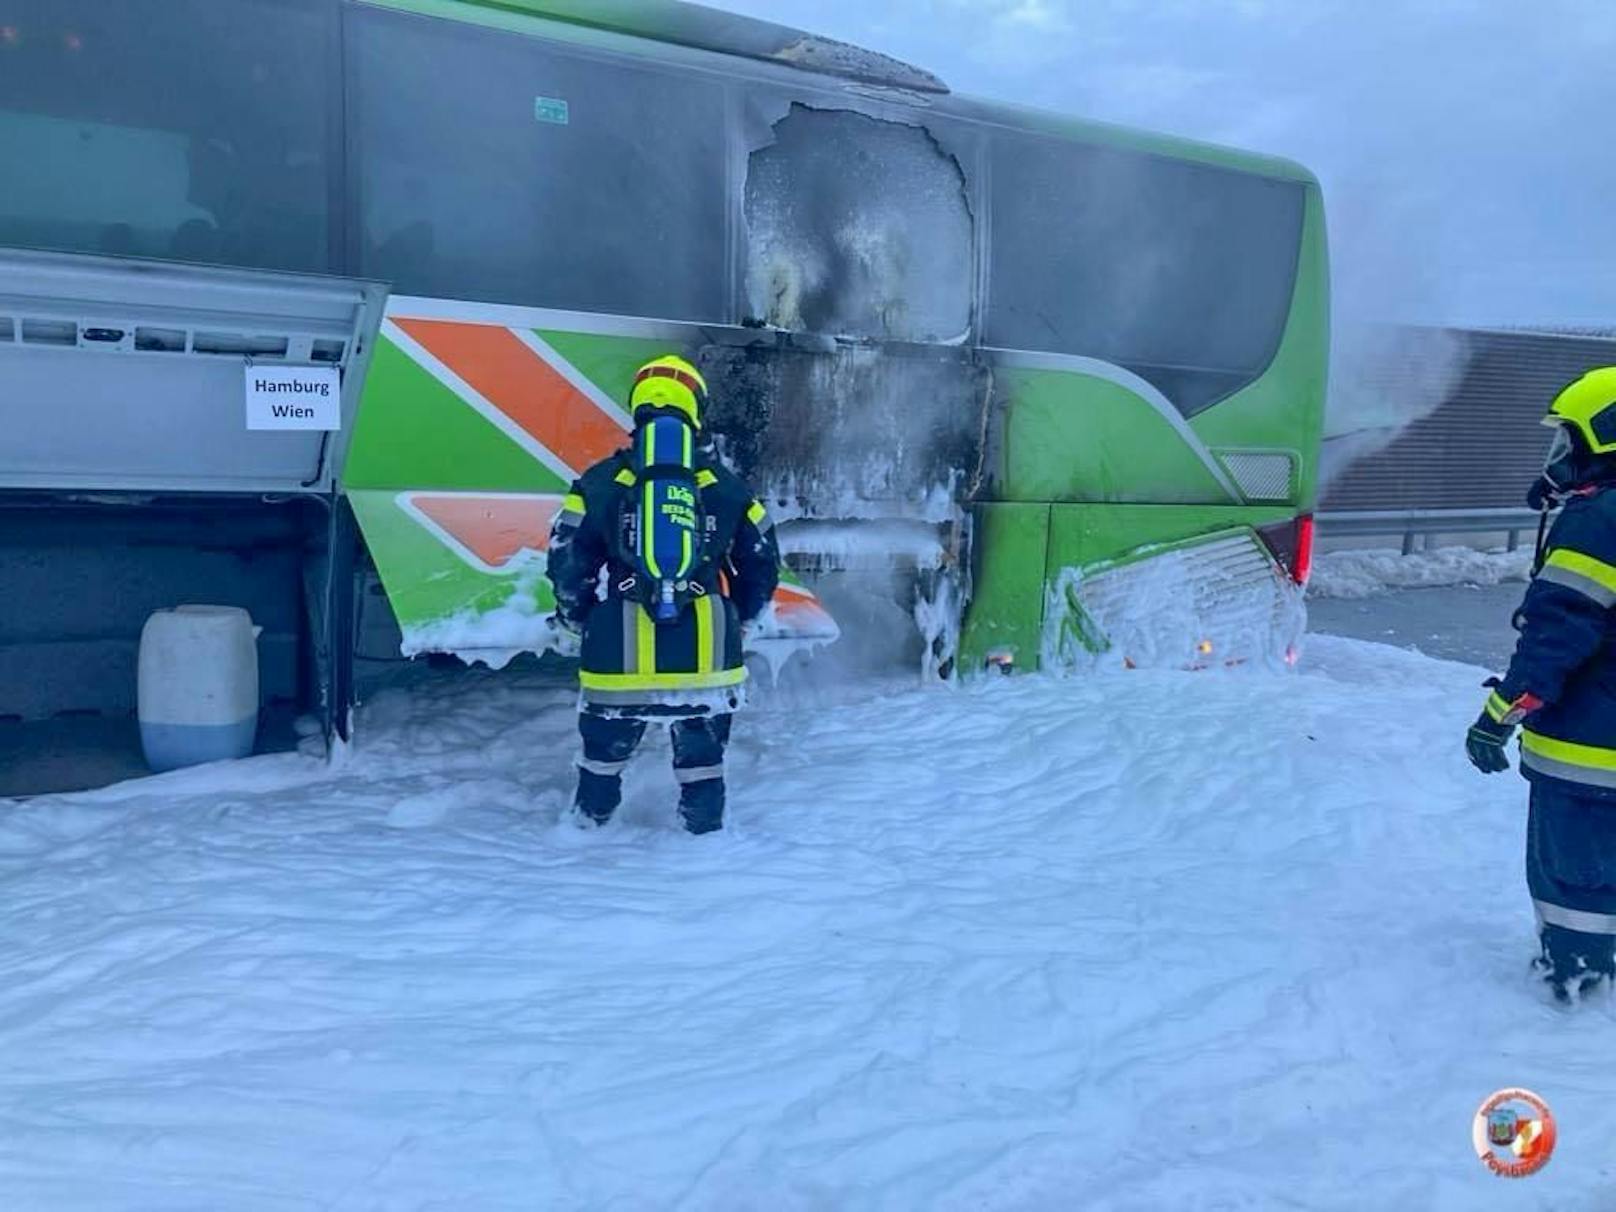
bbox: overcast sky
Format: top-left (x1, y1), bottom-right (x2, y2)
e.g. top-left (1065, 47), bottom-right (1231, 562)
top-left (714, 0), bottom-right (1614, 328)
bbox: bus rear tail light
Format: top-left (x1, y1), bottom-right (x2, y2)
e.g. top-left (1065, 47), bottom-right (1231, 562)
top-left (1257, 514), bottom-right (1315, 586)
top-left (1293, 514), bottom-right (1315, 585)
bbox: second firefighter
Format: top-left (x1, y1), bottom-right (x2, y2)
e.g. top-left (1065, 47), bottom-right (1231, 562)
top-left (1466, 367), bottom-right (1616, 1003)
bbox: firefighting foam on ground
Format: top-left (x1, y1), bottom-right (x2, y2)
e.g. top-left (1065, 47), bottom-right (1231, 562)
top-left (3, 629), bottom-right (1611, 1209)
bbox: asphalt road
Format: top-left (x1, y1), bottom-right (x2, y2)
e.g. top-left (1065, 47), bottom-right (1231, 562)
top-left (1307, 583), bottom-right (1524, 671)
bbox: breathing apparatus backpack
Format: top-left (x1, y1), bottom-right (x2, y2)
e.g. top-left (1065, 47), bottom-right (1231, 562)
top-left (615, 415), bottom-right (714, 624)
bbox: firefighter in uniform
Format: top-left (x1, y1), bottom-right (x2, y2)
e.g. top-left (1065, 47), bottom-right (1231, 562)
top-left (546, 355), bottom-right (779, 834)
top-left (1468, 367), bottom-right (1616, 1001)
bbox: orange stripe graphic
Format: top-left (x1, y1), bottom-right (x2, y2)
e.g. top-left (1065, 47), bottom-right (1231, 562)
top-left (771, 583), bottom-right (838, 635)
top-left (411, 494), bottom-right (561, 569)
top-left (395, 318), bottom-right (627, 473)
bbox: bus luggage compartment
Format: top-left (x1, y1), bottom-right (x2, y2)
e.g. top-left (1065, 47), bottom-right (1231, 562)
top-left (0, 248), bottom-right (386, 793)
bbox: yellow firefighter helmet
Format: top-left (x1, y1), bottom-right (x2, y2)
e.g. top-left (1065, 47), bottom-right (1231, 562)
top-left (629, 355), bottom-right (708, 429)
top-left (1545, 367), bottom-right (1616, 455)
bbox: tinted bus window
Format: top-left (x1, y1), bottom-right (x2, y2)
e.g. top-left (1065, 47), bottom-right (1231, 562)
top-left (987, 134), bottom-right (1306, 414)
top-left (348, 7), bottom-right (727, 322)
top-left (0, 0), bottom-right (334, 272)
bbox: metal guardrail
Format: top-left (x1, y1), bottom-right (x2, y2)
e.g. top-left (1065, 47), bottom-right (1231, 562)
top-left (1316, 508), bottom-right (1545, 556)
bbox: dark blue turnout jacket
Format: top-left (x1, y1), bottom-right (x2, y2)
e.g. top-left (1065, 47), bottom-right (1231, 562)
top-left (546, 431), bottom-right (779, 714)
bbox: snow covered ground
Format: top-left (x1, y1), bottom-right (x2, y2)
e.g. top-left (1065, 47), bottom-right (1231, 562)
top-left (2, 638), bottom-right (1611, 1209)
top-left (1310, 544), bottom-right (1532, 599)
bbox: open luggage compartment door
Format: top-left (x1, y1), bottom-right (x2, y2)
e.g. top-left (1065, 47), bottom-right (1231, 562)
top-left (0, 248), bottom-right (385, 493)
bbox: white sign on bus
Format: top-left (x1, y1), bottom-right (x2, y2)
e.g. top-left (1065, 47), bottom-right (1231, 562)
top-left (244, 365), bottom-right (341, 431)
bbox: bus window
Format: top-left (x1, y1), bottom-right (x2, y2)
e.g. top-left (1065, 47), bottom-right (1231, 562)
top-left (986, 134), bottom-right (1306, 415)
top-left (743, 104), bottom-right (974, 343)
top-left (348, 7), bottom-right (727, 323)
top-left (0, 0), bottom-right (334, 273)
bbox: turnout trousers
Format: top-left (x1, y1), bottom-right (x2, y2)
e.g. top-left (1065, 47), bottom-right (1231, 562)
top-left (574, 711), bottom-right (732, 834)
top-left (1527, 782), bottom-right (1616, 993)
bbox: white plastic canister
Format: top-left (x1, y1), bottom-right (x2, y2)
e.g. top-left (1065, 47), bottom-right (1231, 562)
top-left (138, 605), bottom-right (261, 772)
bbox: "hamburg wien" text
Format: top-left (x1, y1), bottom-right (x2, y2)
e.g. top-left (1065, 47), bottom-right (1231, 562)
top-left (255, 378), bottom-right (331, 419)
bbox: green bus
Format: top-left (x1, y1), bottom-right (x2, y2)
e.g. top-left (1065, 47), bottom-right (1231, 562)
top-left (0, 0), bottom-right (1326, 688)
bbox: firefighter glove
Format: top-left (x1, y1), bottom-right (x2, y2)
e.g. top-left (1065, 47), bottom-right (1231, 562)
top-left (1466, 712), bottom-right (1514, 774)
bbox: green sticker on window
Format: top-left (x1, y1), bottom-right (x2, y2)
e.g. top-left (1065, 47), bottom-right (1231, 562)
top-left (534, 96), bottom-right (570, 125)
